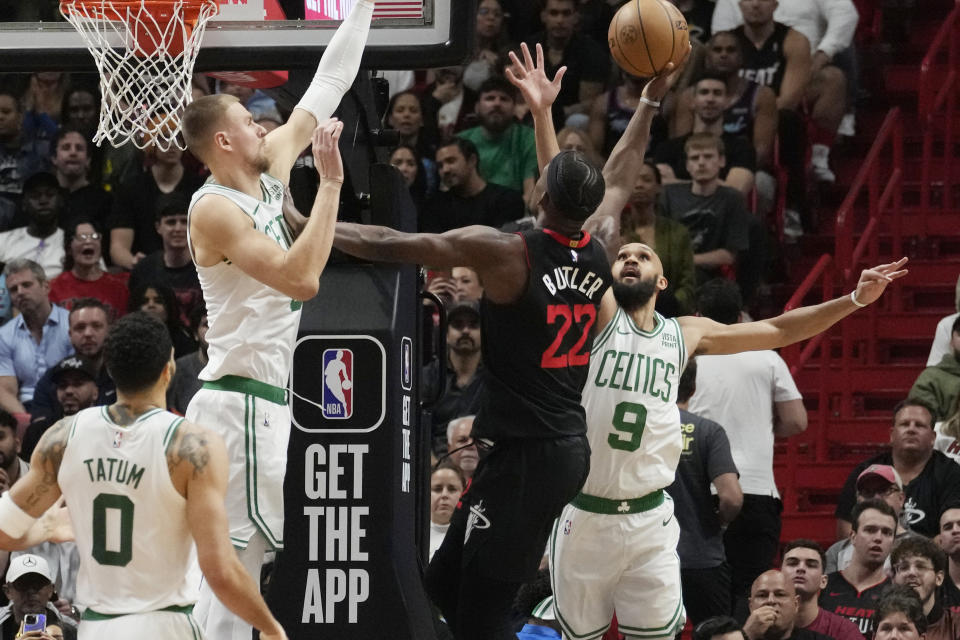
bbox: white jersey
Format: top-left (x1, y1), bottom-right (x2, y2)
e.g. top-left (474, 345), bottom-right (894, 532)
top-left (188, 173), bottom-right (301, 388)
top-left (58, 406), bottom-right (200, 615)
top-left (579, 309), bottom-right (687, 499)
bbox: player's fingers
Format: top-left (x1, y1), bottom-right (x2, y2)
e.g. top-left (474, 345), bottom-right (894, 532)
top-left (504, 67), bottom-right (520, 87)
top-left (506, 51), bottom-right (523, 77)
top-left (521, 42), bottom-right (534, 70)
top-left (536, 42), bottom-right (545, 70)
top-left (553, 66), bottom-right (567, 88)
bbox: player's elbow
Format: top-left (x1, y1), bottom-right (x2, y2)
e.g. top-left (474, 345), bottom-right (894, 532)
top-left (197, 553), bottom-right (241, 593)
top-left (289, 277), bottom-right (320, 301)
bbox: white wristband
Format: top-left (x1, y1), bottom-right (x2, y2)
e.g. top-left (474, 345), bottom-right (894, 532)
top-left (0, 491), bottom-right (37, 539)
top-left (850, 291), bottom-right (867, 308)
top-left (639, 97), bottom-right (661, 109)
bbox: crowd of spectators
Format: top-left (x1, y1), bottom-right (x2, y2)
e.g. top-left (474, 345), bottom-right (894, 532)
top-left (2, 1), bottom-right (958, 639)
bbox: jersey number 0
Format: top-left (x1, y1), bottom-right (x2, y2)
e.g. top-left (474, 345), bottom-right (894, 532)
top-left (92, 493), bottom-right (135, 567)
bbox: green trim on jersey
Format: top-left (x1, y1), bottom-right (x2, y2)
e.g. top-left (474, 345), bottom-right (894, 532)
top-left (202, 375), bottom-right (287, 405)
top-left (82, 603), bottom-right (195, 620)
top-left (67, 414), bottom-right (80, 443)
top-left (624, 310), bottom-right (665, 337)
top-left (670, 317), bottom-right (687, 369)
top-left (571, 490), bottom-right (664, 515)
top-left (590, 307), bottom-right (621, 354)
top-left (616, 595), bottom-right (684, 637)
top-left (99, 406), bottom-right (164, 427)
top-left (243, 395), bottom-right (282, 550)
top-left (162, 417), bottom-right (185, 452)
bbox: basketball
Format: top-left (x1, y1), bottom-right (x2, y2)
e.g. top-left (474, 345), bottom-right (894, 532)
top-left (342, 380), bottom-right (353, 390)
top-left (608, 0), bottom-right (690, 77)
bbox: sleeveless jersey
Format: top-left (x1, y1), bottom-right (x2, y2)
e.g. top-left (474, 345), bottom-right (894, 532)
top-left (579, 308), bottom-right (687, 499)
top-left (187, 173), bottom-right (301, 388)
top-left (724, 80), bottom-right (761, 139)
top-left (475, 228), bottom-right (611, 440)
top-left (58, 406), bottom-right (200, 614)
top-left (734, 22), bottom-right (791, 95)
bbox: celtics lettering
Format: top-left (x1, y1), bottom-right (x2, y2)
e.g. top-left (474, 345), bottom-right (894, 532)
top-left (593, 350), bottom-right (675, 401)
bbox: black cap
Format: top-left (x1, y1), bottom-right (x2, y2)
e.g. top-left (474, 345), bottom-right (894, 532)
top-left (50, 356), bottom-right (98, 385)
top-left (22, 171), bottom-right (60, 193)
top-left (447, 299), bottom-right (480, 324)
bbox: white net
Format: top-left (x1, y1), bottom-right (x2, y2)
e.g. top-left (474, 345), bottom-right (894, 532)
top-left (60, 0), bottom-right (220, 150)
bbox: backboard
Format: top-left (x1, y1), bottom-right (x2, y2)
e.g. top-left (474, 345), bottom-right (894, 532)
top-left (0, 0), bottom-right (471, 72)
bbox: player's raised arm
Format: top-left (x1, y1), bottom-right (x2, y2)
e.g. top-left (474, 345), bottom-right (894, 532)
top-left (0, 419), bottom-right (70, 551)
top-left (506, 43), bottom-right (565, 173)
top-left (172, 421), bottom-right (287, 640)
top-left (585, 56), bottom-right (688, 262)
top-left (191, 119), bottom-right (345, 300)
top-left (264, 0), bottom-right (376, 180)
top-left (681, 258), bottom-right (909, 355)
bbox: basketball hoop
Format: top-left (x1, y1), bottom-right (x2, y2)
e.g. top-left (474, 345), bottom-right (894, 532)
top-left (60, 0), bottom-right (220, 150)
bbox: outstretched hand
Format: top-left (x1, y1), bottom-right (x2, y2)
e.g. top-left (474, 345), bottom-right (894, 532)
top-left (505, 43), bottom-right (566, 114)
top-left (641, 44), bottom-right (692, 103)
top-left (40, 496), bottom-right (74, 544)
top-left (311, 118), bottom-right (345, 183)
top-left (852, 257), bottom-right (909, 306)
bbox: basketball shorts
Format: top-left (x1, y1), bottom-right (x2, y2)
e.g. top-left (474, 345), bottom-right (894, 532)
top-left (549, 492), bottom-right (685, 640)
top-left (79, 607), bottom-right (203, 640)
top-left (441, 435), bottom-right (590, 583)
top-left (186, 385), bottom-right (290, 550)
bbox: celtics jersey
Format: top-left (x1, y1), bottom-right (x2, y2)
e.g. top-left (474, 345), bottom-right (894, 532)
top-left (188, 173), bottom-right (301, 388)
top-left (58, 406), bottom-right (200, 615)
top-left (579, 308), bottom-right (687, 499)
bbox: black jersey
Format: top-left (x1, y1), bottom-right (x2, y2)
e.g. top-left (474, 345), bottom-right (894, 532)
top-left (733, 22), bottom-right (791, 95)
top-left (474, 228), bottom-right (611, 440)
top-left (818, 572), bottom-right (890, 637)
top-left (724, 80), bottom-right (761, 139)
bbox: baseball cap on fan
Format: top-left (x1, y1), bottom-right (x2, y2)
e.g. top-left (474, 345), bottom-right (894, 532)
top-left (6, 554), bottom-right (53, 583)
top-left (856, 464), bottom-right (904, 492)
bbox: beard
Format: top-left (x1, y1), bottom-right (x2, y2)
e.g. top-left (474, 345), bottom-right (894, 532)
top-left (612, 276), bottom-right (658, 312)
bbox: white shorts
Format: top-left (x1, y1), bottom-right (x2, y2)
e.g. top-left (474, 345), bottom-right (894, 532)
top-left (186, 387), bottom-right (290, 550)
top-left (79, 607), bottom-right (203, 639)
top-left (549, 494), bottom-right (685, 640)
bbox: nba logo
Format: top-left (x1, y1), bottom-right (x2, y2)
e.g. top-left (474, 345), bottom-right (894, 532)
top-left (322, 349), bottom-right (353, 419)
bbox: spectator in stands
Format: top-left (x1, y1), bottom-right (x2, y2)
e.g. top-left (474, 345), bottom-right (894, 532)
top-left (656, 73), bottom-right (757, 195)
top-left (218, 80), bottom-right (277, 123)
top-left (688, 278), bottom-right (806, 615)
top-left (23, 72), bottom-right (67, 125)
top-left (513, 571), bottom-right (561, 640)
top-left (872, 587), bottom-right (928, 640)
top-left (658, 133), bottom-right (751, 283)
top-left (555, 127), bottom-right (602, 168)
top-left (446, 415), bottom-right (479, 481)
top-left (835, 399), bottom-right (960, 539)
top-left (0, 554), bottom-right (76, 640)
top-left (423, 300), bottom-right (484, 454)
top-left (127, 282), bottom-right (196, 359)
top-left (589, 71), bottom-right (663, 158)
top-left (909, 316), bottom-right (960, 422)
top-left (742, 570), bottom-right (826, 640)
top-left (928, 276), bottom-right (960, 367)
top-left (713, 0), bottom-right (858, 183)
top-left (430, 460), bottom-right (466, 560)
top-left (108, 142), bottom-right (203, 269)
top-left (389, 145), bottom-right (430, 212)
top-left (0, 88), bottom-right (49, 232)
top-left (464, 0), bottom-right (514, 93)
top-left (50, 128), bottom-right (111, 231)
top-left (938, 506), bottom-right (960, 612)
top-left (421, 67), bottom-right (478, 141)
top-left (523, 0), bottom-right (610, 127)
top-left (674, 31), bottom-right (778, 171)
top-left (0, 171), bottom-right (66, 279)
top-left (891, 536), bottom-right (960, 640)
top-left (48, 220), bottom-right (129, 318)
top-left (458, 75), bottom-right (538, 205)
top-left (694, 616), bottom-right (748, 640)
top-left (621, 161), bottom-right (696, 316)
top-left (820, 499), bottom-right (897, 637)
top-left (21, 355), bottom-right (99, 458)
top-left (253, 106), bottom-right (283, 133)
top-left (419, 138), bottom-right (525, 233)
top-left (451, 266), bottom-right (483, 302)
top-left (825, 465), bottom-right (912, 574)
top-left (670, 358), bottom-right (742, 624)
top-left (386, 91), bottom-right (438, 163)
top-left (59, 85), bottom-right (99, 141)
top-left (935, 394), bottom-right (960, 463)
top-left (780, 539), bottom-right (866, 640)
top-left (0, 409), bottom-right (25, 496)
top-left (167, 304), bottom-right (207, 415)
top-left (0, 259), bottom-right (72, 417)
top-left (29, 298), bottom-right (115, 426)
top-left (129, 196), bottom-right (202, 328)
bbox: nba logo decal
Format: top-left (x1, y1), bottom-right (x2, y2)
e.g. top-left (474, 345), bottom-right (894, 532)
top-left (563, 520), bottom-right (572, 535)
top-left (322, 349), bottom-right (354, 419)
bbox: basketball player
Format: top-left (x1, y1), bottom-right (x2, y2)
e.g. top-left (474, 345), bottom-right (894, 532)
top-left (178, 3), bottom-right (376, 638)
top-left (0, 313), bottom-right (287, 640)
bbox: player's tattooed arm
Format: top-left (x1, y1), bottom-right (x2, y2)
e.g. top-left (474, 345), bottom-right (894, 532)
top-left (167, 423), bottom-right (213, 480)
top-left (24, 419), bottom-right (71, 510)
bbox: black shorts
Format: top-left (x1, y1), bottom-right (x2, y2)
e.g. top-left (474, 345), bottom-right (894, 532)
top-left (445, 434), bottom-right (590, 583)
